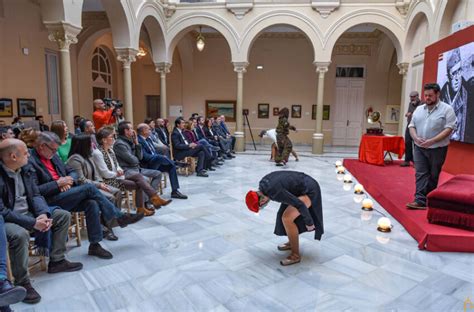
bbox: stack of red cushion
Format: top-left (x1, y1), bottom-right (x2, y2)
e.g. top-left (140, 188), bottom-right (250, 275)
top-left (427, 174), bottom-right (474, 231)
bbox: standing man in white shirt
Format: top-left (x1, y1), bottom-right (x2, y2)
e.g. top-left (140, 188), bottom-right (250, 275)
top-left (406, 83), bottom-right (457, 210)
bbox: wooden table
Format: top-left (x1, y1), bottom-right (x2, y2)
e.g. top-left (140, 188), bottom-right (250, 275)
top-left (358, 134), bottom-right (405, 166)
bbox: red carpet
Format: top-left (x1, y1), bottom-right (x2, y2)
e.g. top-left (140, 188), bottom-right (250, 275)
top-left (343, 159), bottom-right (474, 252)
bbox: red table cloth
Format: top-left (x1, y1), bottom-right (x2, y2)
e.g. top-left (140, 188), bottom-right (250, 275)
top-left (358, 134), bottom-right (405, 166)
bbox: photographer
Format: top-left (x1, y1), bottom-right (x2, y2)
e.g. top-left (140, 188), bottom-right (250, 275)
top-left (92, 99), bottom-right (117, 131)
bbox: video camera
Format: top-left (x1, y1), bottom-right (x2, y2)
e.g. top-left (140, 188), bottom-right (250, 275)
top-left (103, 98), bottom-right (123, 109)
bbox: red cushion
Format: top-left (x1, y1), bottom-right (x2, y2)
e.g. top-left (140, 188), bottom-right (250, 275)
top-left (427, 174), bottom-right (474, 214)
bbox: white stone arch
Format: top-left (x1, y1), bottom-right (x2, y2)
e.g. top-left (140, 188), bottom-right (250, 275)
top-left (135, 2), bottom-right (167, 63)
top-left (40, 0), bottom-right (83, 27)
top-left (100, 0), bottom-right (135, 49)
top-left (405, 1), bottom-right (434, 44)
top-left (240, 10), bottom-right (324, 63)
top-left (166, 12), bottom-right (240, 64)
top-left (432, 0), bottom-right (474, 40)
top-left (323, 9), bottom-right (405, 63)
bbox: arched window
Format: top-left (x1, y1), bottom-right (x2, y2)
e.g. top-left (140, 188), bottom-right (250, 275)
top-left (92, 46), bottom-right (112, 100)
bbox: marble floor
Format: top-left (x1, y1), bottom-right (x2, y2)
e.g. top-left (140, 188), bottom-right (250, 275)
top-left (13, 150), bottom-right (474, 312)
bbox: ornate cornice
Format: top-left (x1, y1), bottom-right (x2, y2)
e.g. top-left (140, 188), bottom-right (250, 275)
top-left (45, 22), bottom-right (82, 50)
top-left (397, 62), bottom-right (410, 75)
top-left (311, 0), bottom-right (340, 19)
top-left (335, 44), bottom-right (371, 56)
top-left (395, 0), bottom-right (411, 17)
top-left (155, 62), bottom-right (172, 74)
top-left (233, 61), bottom-right (249, 74)
top-left (226, 1), bottom-right (253, 20)
top-left (314, 62), bottom-right (331, 75)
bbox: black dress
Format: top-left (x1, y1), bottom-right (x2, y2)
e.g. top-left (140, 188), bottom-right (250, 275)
top-left (259, 171), bottom-right (324, 240)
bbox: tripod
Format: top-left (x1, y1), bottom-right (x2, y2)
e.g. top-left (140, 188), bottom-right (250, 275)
top-left (243, 113), bottom-right (256, 151)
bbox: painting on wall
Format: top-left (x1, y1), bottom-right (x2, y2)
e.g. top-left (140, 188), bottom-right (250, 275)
top-left (312, 105), bottom-right (331, 120)
top-left (385, 105), bottom-right (400, 124)
top-left (17, 98), bottom-right (36, 117)
top-left (273, 107), bottom-right (279, 116)
top-left (0, 98), bottom-right (13, 117)
top-left (258, 103), bottom-right (270, 118)
top-left (291, 105), bottom-right (302, 118)
top-left (206, 100), bottom-right (236, 122)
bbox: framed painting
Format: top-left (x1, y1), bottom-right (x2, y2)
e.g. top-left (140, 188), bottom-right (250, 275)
top-left (291, 105), bottom-right (302, 118)
top-left (273, 107), bottom-right (279, 116)
top-left (0, 98), bottom-right (13, 117)
top-left (206, 100), bottom-right (236, 122)
top-left (258, 103), bottom-right (270, 119)
top-left (312, 105), bottom-right (331, 120)
top-left (17, 98), bottom-right (36, 117)
top-left (385, 105), bottom-right (400, 124)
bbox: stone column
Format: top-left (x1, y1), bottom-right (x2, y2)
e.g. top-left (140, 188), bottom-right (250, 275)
top-left (397, 62), bottom-right (409, 136)
top-left (116, 48), bottom-right (138, 123)
top-left (46, 23), bottom-right (81, 129)
top-left (233, 62), bottom-right (248, 152)
top-left (155, 62), bottom-right (172, 118)
top-left (312, 62), bottom-right (330, 154)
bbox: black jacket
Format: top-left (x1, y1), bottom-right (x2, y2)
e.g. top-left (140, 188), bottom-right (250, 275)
top-left (171, 128), bottom-right (192, 160)
top-left (113, 135), bottom-right (143, 171)
top-left (0, 162), bottom-right (50, 230)
top-left (157, 126), bottom-right (170, 146)
top-left (259, 171), bottom-right (318, 226)
top-left (29, 149), bottom-right (78, 199)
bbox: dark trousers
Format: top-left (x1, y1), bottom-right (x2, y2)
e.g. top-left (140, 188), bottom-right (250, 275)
top-left (175, 146), bottom-right (206, 173)
top-left (144, 155), bottom-right (180, 191)
top-left (404, 127), bottom-right (414, 162)
top-left (0, 216), bottom-right (7, 280)
top-left (47, 184), bottom-right (120, 244)
top-left (414, 145), bottom-right (448, 205)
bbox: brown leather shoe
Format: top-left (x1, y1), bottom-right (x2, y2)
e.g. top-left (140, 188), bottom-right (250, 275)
top-left (137, 207), bottom-right (155, 216)
top-left (150, 195), bottom-right (172, 208)
top-left (406, 201), bottom-right (427, 210)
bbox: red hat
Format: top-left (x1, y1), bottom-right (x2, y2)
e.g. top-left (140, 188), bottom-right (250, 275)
top-left (246, 191), bottom-right (260, 213)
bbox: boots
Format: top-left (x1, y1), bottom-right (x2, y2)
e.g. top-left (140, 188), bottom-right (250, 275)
top-left (137, 207), bottom-right (155, 216)
top-left (150, 194), bottom-right (172, 209)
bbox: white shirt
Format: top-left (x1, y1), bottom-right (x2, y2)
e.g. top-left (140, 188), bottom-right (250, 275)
top-left (264, 129), bottom-right (277, 143)
top-left (91, 148), bottom-right (124, 179)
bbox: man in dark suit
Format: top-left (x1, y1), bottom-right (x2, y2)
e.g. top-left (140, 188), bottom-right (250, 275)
top-left (137, 123), bottom-right (187, 199)
top-left (219, 115), bottom-right (235, 153)
top-left (0, 139), bottom-right (83, 304)
top-left (29, 132), bottom-right (140, 260)
top-left (171, 118), bottom-right (208, 177)
top-left (156, 118), bottom-right (170, 147)
top-left (35, 116), bottom-right (49, 132)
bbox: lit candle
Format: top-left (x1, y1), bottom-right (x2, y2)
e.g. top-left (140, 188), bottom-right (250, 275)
top-left (335, 160), bottom-right (343, 167)
top-left (377, 217), bottom-right (392, 232)
top-left (337, 166), bottom-right (345, 173)
top-left (354, 184), bottom-right (364, 194)
top-left (362, 198), bottom-right (373, 211)
top-left (343, 174), bottom-right (352, 183)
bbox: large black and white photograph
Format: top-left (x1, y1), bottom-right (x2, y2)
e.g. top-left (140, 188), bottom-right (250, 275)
top-left (437, 42), bottom-right (474, 144)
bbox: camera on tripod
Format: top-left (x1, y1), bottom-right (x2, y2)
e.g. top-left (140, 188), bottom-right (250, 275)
top-left (103, 98), bottom-right (123, 109)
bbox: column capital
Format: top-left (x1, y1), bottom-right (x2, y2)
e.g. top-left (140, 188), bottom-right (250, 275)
top-left (45, 22), bottom-right (81, 50)
top-left (313, 61), bottom-right (331, 74)
top-left (155, 62), bottom-right (172, 74)
top-left (397, 62), bottom-right (410, 76)
top-left (116, 48), bottom-right (138, 66)
top-left (233, 62), bottom-right (249, 74)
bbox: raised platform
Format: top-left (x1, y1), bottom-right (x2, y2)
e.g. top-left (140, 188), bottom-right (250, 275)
top-left (343, 159), bottom-right (474, 252)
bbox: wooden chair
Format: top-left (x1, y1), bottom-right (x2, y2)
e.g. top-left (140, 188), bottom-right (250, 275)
top-left (169, 129), bottom-right (197, 176)
top-left (124, 190), bottom-right (136, 213)
top-left (6, 239), bottom-right (47, 282)
top-left (69, 212), bottom-right (85, 247)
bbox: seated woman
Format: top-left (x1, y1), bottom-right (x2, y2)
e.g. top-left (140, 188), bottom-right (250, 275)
top-left (19, 128), bottom-right (41, 148)
top-left (92, 126), bottom-right (158, 217)
top-left (51, 120), bottom-right (71, 163)
top-left (183, 121), bottom-right (216, 170)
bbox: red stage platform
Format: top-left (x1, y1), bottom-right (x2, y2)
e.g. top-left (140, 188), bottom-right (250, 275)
top-left (343, 159), bottom-right (474, 252)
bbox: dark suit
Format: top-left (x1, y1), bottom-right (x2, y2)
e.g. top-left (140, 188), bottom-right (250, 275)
top-left (138, 135), bottom-right (180, 191)
top-left (220, 121), bottom-right (236, 151)
top-left (171, 128), bottom-right (206, 173)
top-left (157, 126), bottom-right (170, 146)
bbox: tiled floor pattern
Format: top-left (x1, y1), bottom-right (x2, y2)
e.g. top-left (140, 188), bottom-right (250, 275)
top-left (13, 150), bottom-right (474, 312)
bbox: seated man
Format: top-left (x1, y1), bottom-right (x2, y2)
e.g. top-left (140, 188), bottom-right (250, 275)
top-left (171, 118), bottom-right (208, 177)
top-left (137, 124), bottom-right (187, 199)
top-left (144, 118), bottom-right (170, 158)
top-left (0, 139), bottom-right (83, 304)
top-left (219, 115), bottom-right (236, 153)
top-left (155, 118), bottom-right (170, 147)
top-left (212, 118), bottom-right (234, 159)
top-left (114, 122), bottom-right (175, 208)
top-left (29, 132), bottom-right (140, 260)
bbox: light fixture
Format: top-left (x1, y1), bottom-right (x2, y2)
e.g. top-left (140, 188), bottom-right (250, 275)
top-left (354, 184), bottom-right (364, 194)
top-left (256, 65), bottom-right (264, 70)
top-left (136, 47), bottom-right (147, 58)
top-left (196, 26), bottom-right (205, 52)
top-left (361, 198), bottom-right (373, 211)
top-left (377, 217), bottom-right (392, 232)
top-left (343, 174), bottom-right (353, 191)
top-left (336, 166), bottom-right (345, 174)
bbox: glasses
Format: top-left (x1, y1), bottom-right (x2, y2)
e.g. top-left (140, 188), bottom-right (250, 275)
top-left (449, 67), bottom-right (462, 78)
top-left (43, 143), bottom-right (58, 153)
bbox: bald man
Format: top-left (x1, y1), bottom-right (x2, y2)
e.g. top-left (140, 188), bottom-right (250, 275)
top-left (0, 139), bottom-right (82, 304)
top-left (92, 99), bottom-right (116, 130)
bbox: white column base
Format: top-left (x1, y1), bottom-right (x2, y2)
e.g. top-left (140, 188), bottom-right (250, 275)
top-left (312, 133), bottom-right (324, 154)
top-left (234, 131), bottom-right (245, 152)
